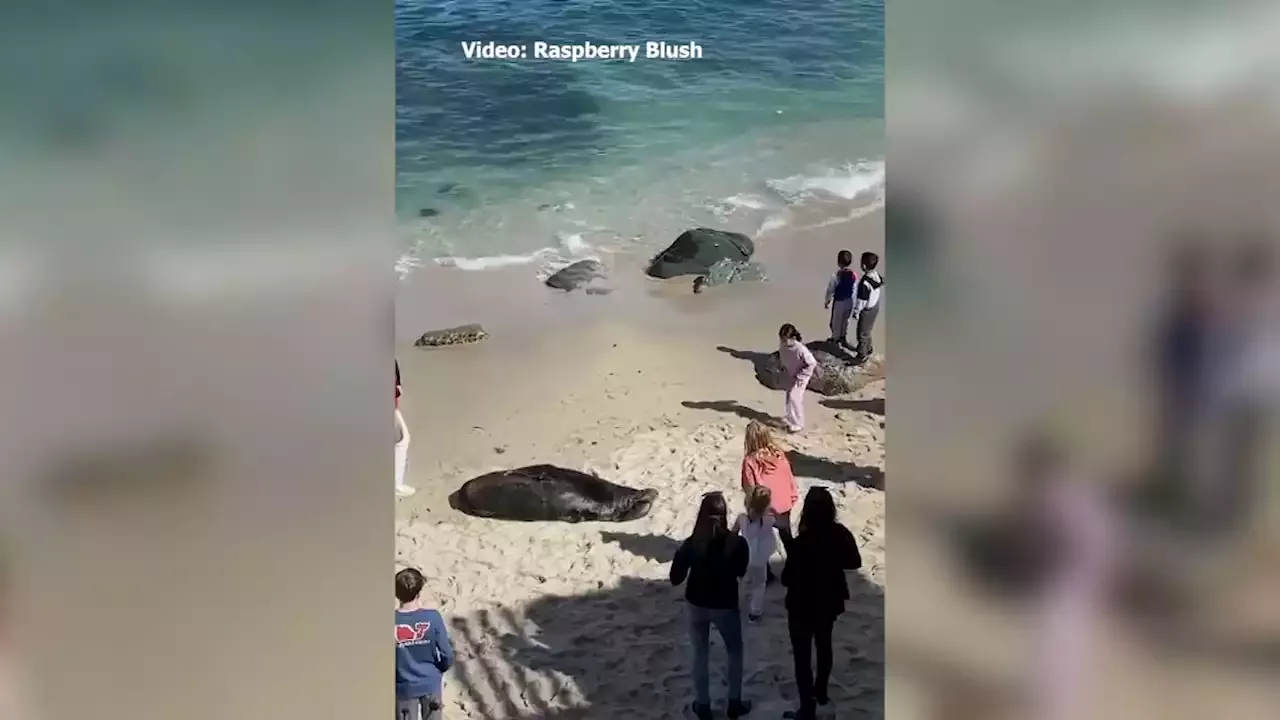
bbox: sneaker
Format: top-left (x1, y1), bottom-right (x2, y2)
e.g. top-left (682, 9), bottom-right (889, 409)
top-left (687, 702), bottom-right (713, 720)
top-left (815, 689), bottom-right (830, 706)
top-left (726, 700), bottom-right (752, 718)
top-left (782, 708), bottom-right (816, 720)
top-left (396, 485), bottom-right (417, 498)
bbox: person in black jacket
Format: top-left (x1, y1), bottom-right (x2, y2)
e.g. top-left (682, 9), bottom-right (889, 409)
top-left (781, 487), bottom-right (863, 720)
top-left (670, 492), bottom-right (753, 720)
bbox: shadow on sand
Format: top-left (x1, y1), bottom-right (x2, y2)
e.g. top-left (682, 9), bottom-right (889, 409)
top-left (599, 531), bottom-right (684, 564)
top-left (448, 556), bottom-right (885, 719)
top-left (819, 398), bottom-right (885, 416)
top-left (715, 345), bottom-right (784, 392)
top-left (787, 450), bottom-right (885, 491)
top-left (681, 400), bottom-right (779, 426)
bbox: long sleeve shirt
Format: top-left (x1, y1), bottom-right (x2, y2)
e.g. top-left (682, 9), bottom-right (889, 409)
top-left (395, 608), bottom-right (455, 700)
top-left (825, 268), bottom-right (857, 305)
top-left (852, 270), bottom-right (883, 313)
top-left (670, 535), bottom-right (750, 609)
top-left (781, 524), bottom-right (863, 617)
top-left (779, 339), bottom-right (817, 384)
top-left (740, 451), bottom-right (799, 513)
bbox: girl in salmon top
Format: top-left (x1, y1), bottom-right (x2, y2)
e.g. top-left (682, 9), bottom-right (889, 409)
top-left (740, 420), bottom-right (800, 551)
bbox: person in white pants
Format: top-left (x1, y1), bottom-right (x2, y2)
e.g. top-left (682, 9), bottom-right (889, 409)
top-left (732, 485), bottom-right (779, 622)
top-left (396, 408), bottom-right (414, 497)
top-left (395, 360), bottom-right (416, 498)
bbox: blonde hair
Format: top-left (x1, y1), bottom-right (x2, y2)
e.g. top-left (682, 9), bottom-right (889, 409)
top-left (746, 484), bottom-right (772, 518)
top-left (744, 420), bottom-right (784, 457)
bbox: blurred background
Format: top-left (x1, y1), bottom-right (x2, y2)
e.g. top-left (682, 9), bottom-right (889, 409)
top-left (0, 1), bottom-right (394, 719)
top-left (890, 0), bottom-right (1278, 718)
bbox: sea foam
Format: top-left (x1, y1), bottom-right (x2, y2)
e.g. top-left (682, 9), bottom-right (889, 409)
top-left (766, 160), bottom-right (885, 205)
top-left (435, 231), bottom-right (600, 276)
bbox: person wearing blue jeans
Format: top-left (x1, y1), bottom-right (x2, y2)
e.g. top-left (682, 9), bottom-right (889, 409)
top-left (670, 492), bottom-right (753, 720)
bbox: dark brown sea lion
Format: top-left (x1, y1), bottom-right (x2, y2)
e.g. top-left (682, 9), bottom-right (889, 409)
top-left (448, 465), bottom-right (658, 523)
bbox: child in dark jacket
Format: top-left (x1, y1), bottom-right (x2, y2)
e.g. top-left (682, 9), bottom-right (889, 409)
top-left (395, 568), bottom-right (455, 720)
top-left (781, 488), bottom-right (863, 720)
top-left (823, 250), bottom-right (858, 347)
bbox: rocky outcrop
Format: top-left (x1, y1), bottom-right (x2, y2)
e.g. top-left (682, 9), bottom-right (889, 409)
top-left (414, 324), bottom-right (488, 347)
top-left (759, 341), bottom-right (879, 396)
top-left (545, 259), bottom-right (609, 293)
top-left (645, 228), bottom-right (755, 279)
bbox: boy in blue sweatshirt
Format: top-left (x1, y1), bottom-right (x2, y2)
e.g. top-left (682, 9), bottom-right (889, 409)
top-left (395, 568), bottom-right (454, 720)
top-left (823, 250), bottom-right (858, 347)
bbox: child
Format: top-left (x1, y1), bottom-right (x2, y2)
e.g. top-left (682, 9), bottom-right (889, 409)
top-left (732, 485), bottom-right (779, 622)
top-left (396, 568), bottom-right (454, 720)
top-left (852, 251), bottom-right (883, 364)
top-left (396, 407), bottom-right (415, 498)
top-left (740, 420), bottom-right (800, 550)
top-left (778, 323), bottom-right (818, 433)
top-left (823, 250), bottom-right (858, 347)
top-left (396, 360), bottom-right (416, 498)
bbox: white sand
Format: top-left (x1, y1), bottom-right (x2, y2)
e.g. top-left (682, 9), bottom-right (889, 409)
top-left (397, 383), bottom-right (884, 718)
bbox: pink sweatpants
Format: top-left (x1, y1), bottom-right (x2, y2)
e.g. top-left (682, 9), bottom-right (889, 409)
top-left (783, 376), bottom-right (809, 431)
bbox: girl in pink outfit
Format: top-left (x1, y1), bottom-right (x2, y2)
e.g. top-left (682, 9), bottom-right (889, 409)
top-left (1017, 437), bottom-right (1118, 720)
top-left (778, 324), bottom-right (817, 432)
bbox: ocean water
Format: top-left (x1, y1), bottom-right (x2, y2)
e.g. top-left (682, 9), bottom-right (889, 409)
top-left (395, 0), bottom-right (884, 278)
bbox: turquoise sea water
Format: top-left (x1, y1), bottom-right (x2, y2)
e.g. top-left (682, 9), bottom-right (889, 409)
top-left (395, 0), bottom-right (884, 276)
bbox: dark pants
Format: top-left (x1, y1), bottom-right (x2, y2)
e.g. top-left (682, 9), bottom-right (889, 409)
top-left (788, 612), bottom-right (835, 711)
top-left (855, 304), bottom-right (879, 361)
top-left (396, 695), bottom-right (441, 720)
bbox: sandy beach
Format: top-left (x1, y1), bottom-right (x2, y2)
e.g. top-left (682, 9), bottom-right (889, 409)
top-left (394, 213), bottom-right (885, 718)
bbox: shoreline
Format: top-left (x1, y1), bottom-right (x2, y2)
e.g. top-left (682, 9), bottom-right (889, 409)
top-left (394, 207), bottom-right (884, 345)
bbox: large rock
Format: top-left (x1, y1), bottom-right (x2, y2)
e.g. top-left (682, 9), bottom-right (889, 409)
top-left (414, 324), bottom-right (488, 347)
top-left (545, 259), bottom-right (608, 293)
top-left (758, 340), bottom-right (874, 396)
top-left (645, 228), bottom-right (754, 279)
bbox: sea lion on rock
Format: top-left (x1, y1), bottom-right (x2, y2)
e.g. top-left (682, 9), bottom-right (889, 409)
top-left (414, 323), bottom-right (488, 347)
top-left (645, 228), bottom-right (755, 279)
top-left (449, 464), bottom-right (659, 523)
